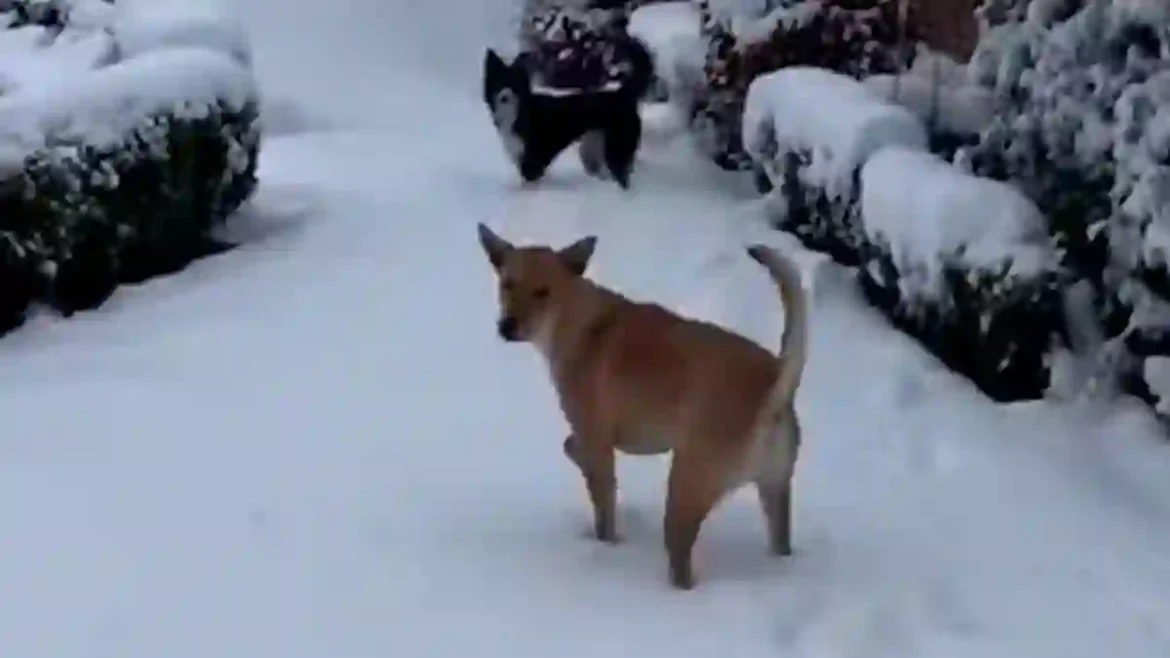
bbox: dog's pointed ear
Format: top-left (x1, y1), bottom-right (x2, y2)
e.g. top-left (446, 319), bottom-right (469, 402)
top-left (509, 57), bottom-right (532, 93)
top-left (557, 236), bottom-right (597, 276)
top-left (484, 48), bottom-right (508, 82)
top-left (478, 222), bottom-right (512, 270)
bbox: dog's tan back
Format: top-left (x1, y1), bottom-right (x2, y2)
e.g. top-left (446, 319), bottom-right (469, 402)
top-left (478, 223), bottom-right (808, 590)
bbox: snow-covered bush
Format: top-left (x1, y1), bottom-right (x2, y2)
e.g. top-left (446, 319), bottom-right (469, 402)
top-left (517, 0), bottom-right (653, 93)
top-left (858, 147), bottom-right (1065, 399)
top-left (0, 4), bottom-right (259, 330)
top-left (742, 66), bottom-right (926, 263)
top-left (960, 0), bottom-right (1170, 409)
top-left (692, 0), bottom-right (911, 169)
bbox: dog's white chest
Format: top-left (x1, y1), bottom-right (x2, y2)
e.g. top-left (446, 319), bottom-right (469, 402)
top-left (496, 128), bottom-right (524, 164)
top-left (490, 89), bottom-right (525, 165)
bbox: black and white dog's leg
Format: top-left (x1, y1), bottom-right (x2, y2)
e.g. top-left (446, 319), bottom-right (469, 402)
top-left (578, 131), bottom-right (610, 181)
top-left (604, 111), bottom-right (642, 190)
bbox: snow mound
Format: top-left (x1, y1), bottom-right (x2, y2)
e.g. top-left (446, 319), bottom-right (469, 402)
top-left (112, 0), bottom-right (251, 67)
top-left (628, 1), bottom-right (700, 51)
top-left (0, 0), bottom-right (249, 99)
top-left (0, 15), bottom-right (115, 95)
top-left (0, 47), bottom-right (256, 170)
top-left (743, 66), bottom-right (927, 200)
top-left (628, 0), bottom-right (705, 106)
top-left (861, 146), bottom-right (1054, 294)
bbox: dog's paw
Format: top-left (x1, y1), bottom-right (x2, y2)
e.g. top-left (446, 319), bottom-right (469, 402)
top-left (772, 542), bottom-right (793, 557)
top-left (670, 568), bottom-right (696, 591)
top-left (578, 525), bottom-right (622, 543)
top-left (595, 524), bottom-right (621, 544)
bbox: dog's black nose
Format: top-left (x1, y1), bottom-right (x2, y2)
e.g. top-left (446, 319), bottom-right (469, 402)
top-left (497, 316), bottom-right (519, 341)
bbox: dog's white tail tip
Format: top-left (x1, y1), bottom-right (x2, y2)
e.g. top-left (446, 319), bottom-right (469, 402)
top-left (745, 244), bottom-right (771, 264)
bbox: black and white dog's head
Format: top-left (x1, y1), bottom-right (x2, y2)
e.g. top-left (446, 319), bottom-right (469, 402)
top-left (480, 41), bottom-right (653, 188)
top-left (482, 48), bottom-right (531, 168)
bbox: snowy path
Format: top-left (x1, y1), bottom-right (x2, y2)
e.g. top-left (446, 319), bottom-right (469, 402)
top-left (2, 1), bottom-right (1170, 657)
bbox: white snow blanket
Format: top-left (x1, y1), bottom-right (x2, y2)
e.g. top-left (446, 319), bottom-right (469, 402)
top-left (0, 47), bottom-right (256, 171)
top-left (743, 66), bottom-right (928, 201)
top-left (860, 146), bottom-right (1055, 301)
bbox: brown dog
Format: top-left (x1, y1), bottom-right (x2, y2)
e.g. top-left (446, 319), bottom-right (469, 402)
top-left (477, 223), bottom-right (808, 589)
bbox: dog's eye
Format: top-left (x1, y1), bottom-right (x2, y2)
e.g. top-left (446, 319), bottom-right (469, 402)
top-left (534, 287), bottom-right (549, 300)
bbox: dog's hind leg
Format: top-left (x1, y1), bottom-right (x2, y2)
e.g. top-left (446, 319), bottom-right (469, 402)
top-left (578, 131), bottom-right (610, 180)
top-left (663, 452), bottom-right (727, 590)
top-left (604, 111), bottom-right (642, 189)
top-left (755, 478), bottom-right (793, 556)
top-left (754, 420), bottom-right (799, 556)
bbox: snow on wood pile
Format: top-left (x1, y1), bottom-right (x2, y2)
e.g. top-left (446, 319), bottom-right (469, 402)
top-left (742, 66), bottom-right (927, 202)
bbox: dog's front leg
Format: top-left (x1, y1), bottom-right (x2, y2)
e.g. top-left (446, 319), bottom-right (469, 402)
top-left (573, 434), bottom-right (618, 543)
top-left (577, 132), bottom-right (609, 180)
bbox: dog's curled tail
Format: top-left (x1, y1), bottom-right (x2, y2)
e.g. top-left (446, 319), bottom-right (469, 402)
top-left (746, 244), bottom-right (809, 408)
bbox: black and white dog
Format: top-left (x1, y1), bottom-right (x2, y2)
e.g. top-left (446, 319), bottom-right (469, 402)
top-left (481, 40), bottom-right (654, 189)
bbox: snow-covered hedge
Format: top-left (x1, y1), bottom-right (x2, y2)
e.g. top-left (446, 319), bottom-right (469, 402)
top-left (0, 5), bottom-right (259, 331)
top-left (858, 147), bottom-right (1065, 399)
top-left (959, 0), bottom-right (1170, 412)
top-left (742, 66), bottom-right (926, 262)
top-left (741, 67), bottom-right (1069, 400)
top-left (692, 0), bottom-right (911, 170)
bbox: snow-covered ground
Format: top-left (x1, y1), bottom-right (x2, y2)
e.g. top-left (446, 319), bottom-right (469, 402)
top-left (3, 1), bottom-right (1170, 657)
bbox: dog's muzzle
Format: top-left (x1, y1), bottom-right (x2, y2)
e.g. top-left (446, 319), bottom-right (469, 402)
top-left (497, 316), bottom-right (520, 341)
